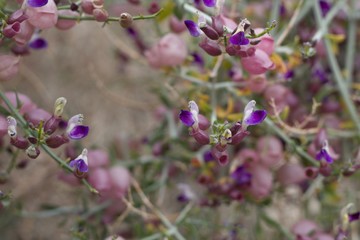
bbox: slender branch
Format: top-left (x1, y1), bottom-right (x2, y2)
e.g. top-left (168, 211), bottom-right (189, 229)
top-left (210, 55), bottom-right (224, 123)
top-left (313, 2), bottom-right (360, 134)
top-left (6, 149), bottom-right (20, 174)
top-left (58, 8), bottom-right (163, 22)
top-left (345, 0), bottom-right (356, 85)
top-left (132, 179), bottom-right (186, 240)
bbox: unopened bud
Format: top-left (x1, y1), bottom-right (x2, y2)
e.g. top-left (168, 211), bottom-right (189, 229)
top-left (44, 115), bottom-right (61, 135)
top-left (199, 38), bottom-right (222, 56)
top-left (10, 137), bottom-right (29, 149)
top-left (3, 23), bottom-right (21, 38)
top-left (211, 16), bottom-right (224, 36)
top-left (26, 145), bottom-right (40, 159)
top-left (119, 13), bottom-right (133, 28)
top-left (45, 134), bottom-right (69, 148)
top-left (191, 129), bottom-right (210, 145)
top-left (54, 97), bottom-right (67, 117)
top-left (200, 25), bottom-right (219, 40)
top-left (93, 8), bottom-right (108, 22)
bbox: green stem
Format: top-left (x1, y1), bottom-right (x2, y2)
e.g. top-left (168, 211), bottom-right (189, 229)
top-left (6, 149), bottom-right (19, 174)
top-left (260, 209), bottom-right (295, 240)
top-left (345, 0), bottom-right (356, 86)
top-left (58, 8), bottom-right (163, 22)
top-left (313, 2), bottom-right (360, 134)
top-left (269, 0), bottom-right (280, 35)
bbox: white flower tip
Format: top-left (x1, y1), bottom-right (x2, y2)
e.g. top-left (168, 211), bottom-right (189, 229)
top-left (188, 101), bottom-right (199, 113)
top-left (54, 97), bottom-right (67, 116)
top-left (7, 116), bottom-right (17, 126)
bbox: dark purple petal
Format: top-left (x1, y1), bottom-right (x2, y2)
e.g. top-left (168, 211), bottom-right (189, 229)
top-left (348, 212), bottom-right (360, 222)
top-left (69, 159), bottom-right (78, 168)
top-left (203, 0), bottom-right (216, 7)
top-left (27, 0), bottom-right (48, 8)
top-left (244, 110), bottom-right (267, 125)
top-left (203, 150), bottom-right (214, 162)
top-left (179, 110), bottom-right (195, 127)
top-left (231, 166), bottom-right (252, 185)
top-left (29, 38), bottom-right (48, 49)
top-left (319, 0), bottom-right (331, 17)
top-left (192, 52), bottom-right (204, 67)
top-left (284, 70), bottom-right (294, 79)
top-left (69, 125), bottom-right (89, 140)
top-left (229, 32), bottom-right (250, 46)
top-left (316, 149), bottom-right (333, 163)
top-left (177, 194), bottom-right (190, 203)
top-left (184, 20), bottom-right (201, 37)
top-left (77, 159), bottom-right (88, 172)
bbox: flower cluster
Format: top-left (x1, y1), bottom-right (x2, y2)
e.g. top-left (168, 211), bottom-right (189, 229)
top-left (179, 100), bottom-right (266, 165)
top-left (2, 93), bottom-right (89, 159)
top-left (183, 1), bottom-right (276, 75)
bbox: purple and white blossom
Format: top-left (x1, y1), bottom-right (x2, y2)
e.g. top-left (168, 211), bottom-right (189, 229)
top-left (179, 100), bottom-right (199, 130)
top-left (66, 114), bottom-right (89, 140)
top-left (242, 100), bottom-right (267, 130)
top-left (69, 148), bottom-right (89, 173)
top-left (7, 116), bottom-right (17, 138)
top-left (316, 140), bottom-right (333, 164)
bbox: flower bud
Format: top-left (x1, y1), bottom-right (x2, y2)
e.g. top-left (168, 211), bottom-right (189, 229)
top-left (10, 137), bottom-right (30, 149)
top-left (54, 97), bottom-right (67, 117)
top-left (81, 0), bottom-right (95, 14)
top-left (7, 9), bottom-right (28, 24)
top-left (169, 16), bottom-right (186, 33)
top-left (211, 15), bottom-right (224, 36)
top-left (240, 49), bottom-right (274, 75)
top-left (200, 25), bottom-right (219, 40)
top-left (26, 145), bottom-right (40, 159)
top-left (3, 23), bottom-right (21, 38)
top-left (211, 147), bottom-right (229, 165)
top-left (93, 8), bottom-right (108, 22)
top-left (191, 129), bottom-right (210, 145)
top-left (198, 114), bottom-right (210, 130)
top-left (199, 38), bottom-right (222, 56)
top-left (305, 167), bottom-right (319, 179)
top-left (13, 21), bottom-right (34, 45)
top-left (45, 134), bottom-right (69, 148)
top-left (230, 130), bottom-right (249, 145)
top-left (0, 55), bottom-right (20, 81)
top-left (119, 12), bottom-right (133, 28)
top-left (43, 116), bottom-right (61, 135)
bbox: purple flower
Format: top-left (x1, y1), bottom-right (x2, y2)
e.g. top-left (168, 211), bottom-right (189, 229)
top-left (203, 0), bottom-right (216, 7)
top-left (316, 140), bottom-right (333, 163)
top-left (229, 31), bottom-right (249, 45)
top-left (184, 20), bottom-right (201, 37)
top-left (242, 100), bottom-right (267, 129)
top-left (231, 165), bottom-right (252, 185)
top-left (69, 148), bottom-right (89, 173)
top-left (348, 212), bottom-right (360, 222)
top-left (27, 0), bottom-right (48, 7)
top-left (203, 150), bottom-right (214, 162)
top-left (66, 114), bottom-right (89, 140)
top-left (319, 0), bottom-right (331, 17)
top-left (179, 101), bottom-right (199, 129)
top-left (177, 183), bottom-right (196, 202)
top-left (29, 37), bottom-right (48, 49)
